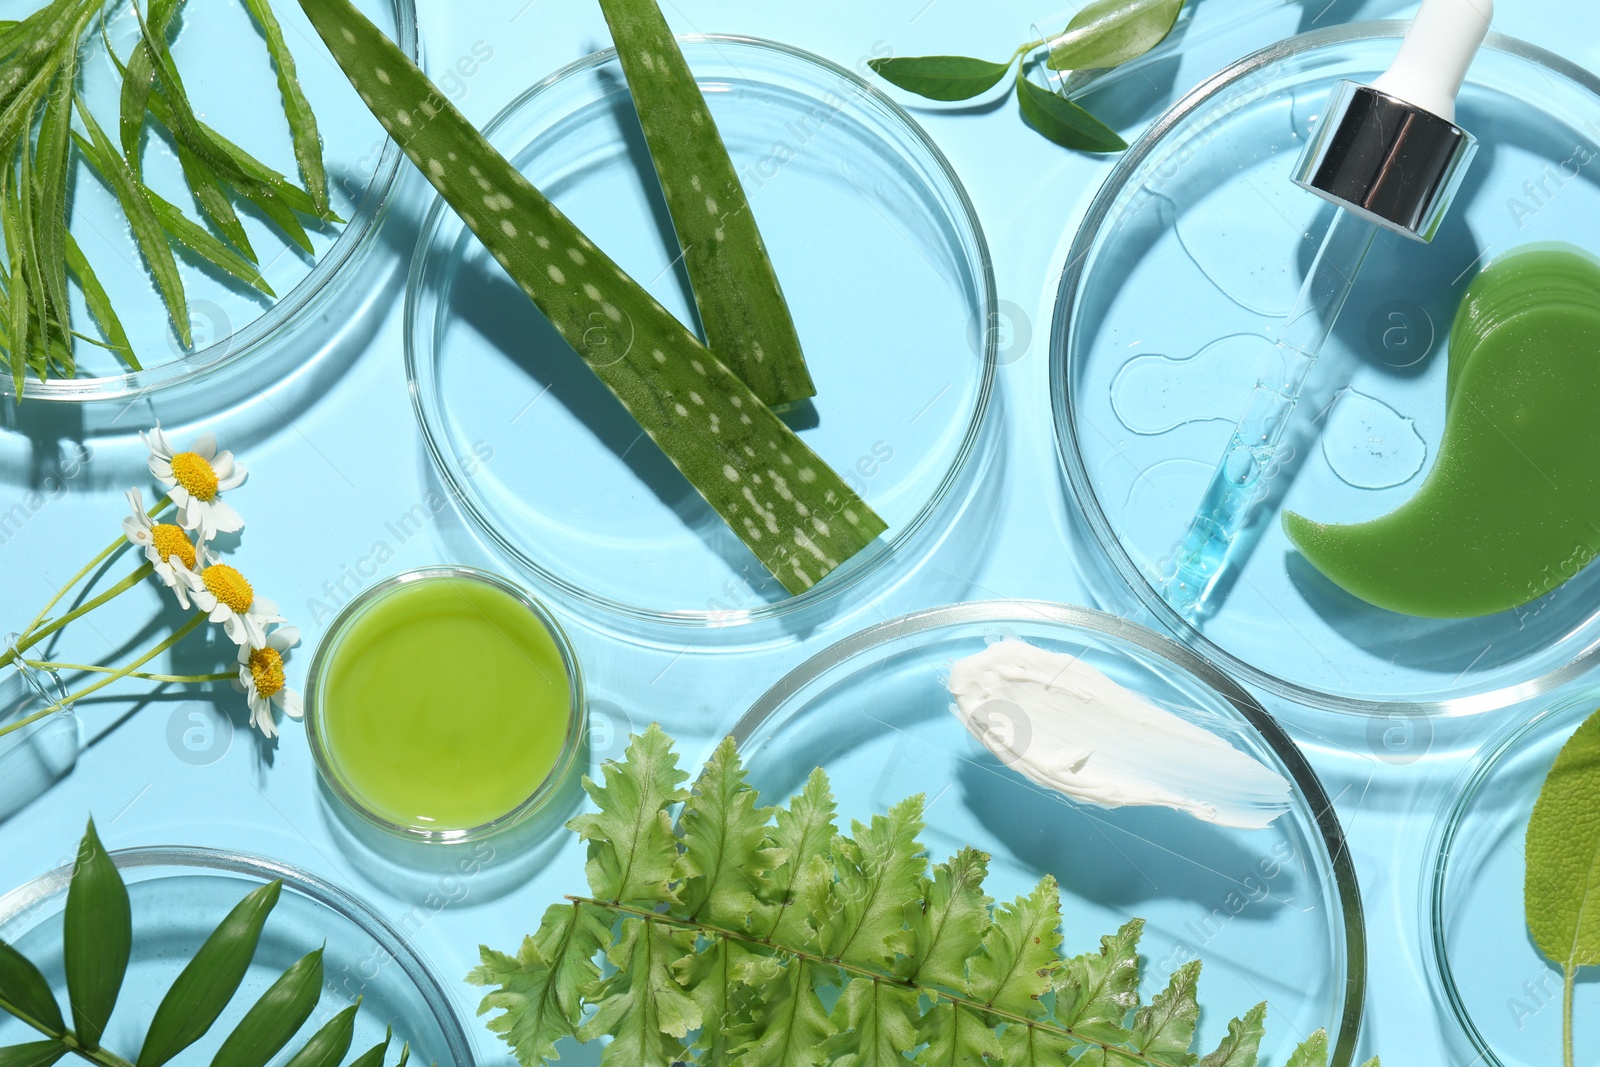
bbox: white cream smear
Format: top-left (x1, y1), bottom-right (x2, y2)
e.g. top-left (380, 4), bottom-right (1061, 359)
top-left (947, 640), bottom-right (1292, 829)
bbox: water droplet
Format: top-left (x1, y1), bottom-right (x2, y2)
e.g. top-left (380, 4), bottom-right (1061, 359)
top-left (1110, 334), bottom-right (1279, 435)
top-left (1319, 389), bottom-right (1427, 489)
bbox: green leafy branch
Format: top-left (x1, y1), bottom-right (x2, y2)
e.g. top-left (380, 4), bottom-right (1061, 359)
top-left (470, 725), bottom-right (1379, 1067)
top-left (1, 0), bottom-right (335, 393)
top-left (868, 0), bottom-right (1187, 152)
top-left (0, 820), bottom-right (418, 1067)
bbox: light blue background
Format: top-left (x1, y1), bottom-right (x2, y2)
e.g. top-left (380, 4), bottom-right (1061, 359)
top-left (2, 0), bottom-right (1593, 1064)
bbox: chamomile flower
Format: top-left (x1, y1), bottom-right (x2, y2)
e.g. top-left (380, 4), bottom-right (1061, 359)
top-left (237, 625), bottom-right (302, 739)
top-left (182, 550), bottom-right (284, 647)
top-left (143, 427), bottom-right (247, 542)
top-left (121, 488), bottom-right (198, 609)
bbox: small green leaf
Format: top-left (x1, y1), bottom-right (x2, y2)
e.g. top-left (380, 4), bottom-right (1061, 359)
top-left (568, 724), bottom-right (690, 905)
top-left (1198, 1001), bottom-right (1267, 1067)
top-left (757, 767), bottom-right (837, 949)
top-left (0, 939), bottom-right (64, 1035)
top-left (899, 847), bottom-right (992, 990)
top-left (281, 1002), bottom-right (359, 1067)
top-left (1047, 0), bottom-right (1186, 72)
top-left (0, 1040), bottom-right (67, 1067)
top-left (729, 957), bottom-right (835, 1067)
top-left (211, 947), bottom-right (324, 1067)
top-left (1127, 958), bottom-right (1201, 1065)
top-left (1526, 707), bottom-right (1600, 970)
top-left (819, 795), bottom-right (927, 968)
top-left (675, 737), bottom-right (777, 931)
top-left (174, 142), bottom-right (257, 262)
top-left (1284, 1029), bottom-right (1329, 1067)
top-left (913, 1001), bottom-right (997, 1067)
top-left (997, 1020), bottom-right (1076, 1067)
top-left (469, 901), bottom-right (608, 1066)
top-left (241, 0), bottom-right (328, 214)
top-left (577, 918), bottom-right (699, 1067)
top-left (344, 1027), bottom-right (390, 1067)
top-left (62, 820), bottom-right (131, 1051)
top-left (672, 937), bottom-right (759, 1067)
top-left (1016, 76), bottom-right (1126, 153)
top-left (820, 979), bottom-right (918, 1067)
top-left (968, 875), bottom-right (1060, 1019)
top-left (868, 55), bottom-right (1014, 101)
top-left (1054, 918), bottom-right (1143, 1043)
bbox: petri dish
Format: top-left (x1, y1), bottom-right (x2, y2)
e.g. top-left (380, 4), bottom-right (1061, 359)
top-left (407, 36), bottom-right (995, 644)
top-left (730, 601), bottom-right (1365, 1067)
top-left (0, 846), bottom-right (476, 1065)
top-left (1051, 24), bottom-right (1600, 716)
top-left (1426, 689), bottom-right (1600, 1067)
top-left (305, 566), bottom-right (586, 843)
top-left (5, 0), bottom-right (414, 405)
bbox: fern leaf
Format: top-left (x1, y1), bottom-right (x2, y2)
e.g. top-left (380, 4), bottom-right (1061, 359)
top-left (578, 918), bottom-right (699, 1067)
top-left (914, 1002), bottom-right (998, 1067)
top-left (968, 876), bottom-right (1060, 1019)
top-left (821, 795), bottom-right (928, 968)
top-left (1198, 1002), bottom-right (1266, 1067)
top-left (1283, 1030), bottom-right (1328, 1067)
top-left (998, 1018), bottom-right (1077, 1067)
top-left (759, 767), bottom-right (839, 948)
top-left (672, 936), bottom-right (763, 1067)
top-left (468, 902), bottom-right (608, 1065)
top-left (1127, 959), bottom-right (1201, 1066)
top-left (821, 979), bottom-right (920, 1067)
top-left (1054, 918), bottom-right (1143, 1043)
top-left (730, 956), bottom-right (838, 1067)
top-left (676, 737), bottom-right (777, 930)
top-left (900, 847), bottom-right (993, 990)
top-left (568, 723), bottom-right (689, 905)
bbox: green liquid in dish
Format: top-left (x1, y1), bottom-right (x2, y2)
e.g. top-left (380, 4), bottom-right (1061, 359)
top-left (1284, 245), bottom-right (1600, 618)
top-left (318, 576), bottom-right (572, 831)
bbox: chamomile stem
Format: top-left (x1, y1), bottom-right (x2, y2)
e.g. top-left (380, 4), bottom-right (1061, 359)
top-left (1564, 965), bottom-right (1575, 1067)
top-left (0, 614), bottom-right (205, 740)
top-left (1, 563), bottom-right (156, 669)
top-left (23, 660), bottom-right (232, 684)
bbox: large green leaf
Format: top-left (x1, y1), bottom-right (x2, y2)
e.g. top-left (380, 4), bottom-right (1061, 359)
top-left (1016, 76), bottom-right (1127, 153)
top-left (674, 737), bottom-right (776, 930)
top-left (757, 768), bottom-right (837, 950)
top-left (672, 937), bottom-right (760, 1067)
top-left (1198, 1002), bottom-right (1267, 1067)
top-left (967, 876), bottom-right (1060, 1018)
top-left (138, 881), bottom-right (283, 1067)
top-left (344, 1028), bottom-right (391, 1067)
top-left (210, 947), bottom-right (324, 1067)
top-left (819, 795), bottom-right (927, 968)
top-left (1047, 0), bottom-right (1186, 72)
top-left (820, 979), bottom-right (918, 1067)
top-left (1126, 959), bottom-right (1201, 1066)
top-left (868, 55), bottom-right (1014, 101)
top-left (281, 1002), bottom-right (359, 1067)
top-left (0, 1040), bottom-right (67, 1067)
top-left (568, 724), bottom-right (689, 905)
top-left (1054, 918), bottom-right (1143, 1043)
top-left (0, 940), bottom-right (63, 1036)
top-left (240, 0), bottom-right (327, 213)
top-left (63, 232), bottom-right (139, 370)
top-left (897, 847), bottom-right (992, 991)
top-left (1526, 707), bottom-right (1600, 973)
top-left (62, 821), bottom-right (131, 1051)
top-left (469, 902), bottom-right (608, 1066)
top-left (577, 918), bottom-right (698, 1067)
top-left (729, 957), bottom-right (835, 1067)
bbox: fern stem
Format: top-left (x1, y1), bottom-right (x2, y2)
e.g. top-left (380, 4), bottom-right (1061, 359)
top-left (566, 895), bottom-right (1188, 1067)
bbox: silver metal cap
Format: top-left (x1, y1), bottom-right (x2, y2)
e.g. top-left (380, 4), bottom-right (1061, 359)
top-left (1293, 80), bottom-right (1477, 243)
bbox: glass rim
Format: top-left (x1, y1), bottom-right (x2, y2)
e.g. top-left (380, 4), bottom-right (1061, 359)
top-left (1049, 21), bottom-right (1600, 719)
top-left (0, 843), bottom-right (478, 1066)
top-left (403, 33), bottom-right (998, 634)
top-left (303, 564), bottom-right (587, 844)
top-left (728, 598), bottom-right (1369, 1067)
top-left (4, 0), bottom-right (418, 405)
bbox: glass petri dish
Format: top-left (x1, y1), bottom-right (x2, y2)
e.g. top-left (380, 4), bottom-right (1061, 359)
top-left (305, 566), bottom-right (586, 843)
top-left (729, 601), bottom-right (1365, 1067)
top-left (1426, 689), bottom-right (1600, 1067)
top-left (4, 0), bottom-right (414, 405)
top-left (0, 845), bottom-right (475, 1064)
top-left (407, 36), bottom-right (996, 644)
top-left (1051, 25), bottom-right (1600, 716)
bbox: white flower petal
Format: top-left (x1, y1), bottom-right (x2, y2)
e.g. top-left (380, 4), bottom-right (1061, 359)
top-left (192, 431), bottom-right (217, 461)
top-left (212, 451), bottom-right (236, 480)
top-left (207, 499), bottom-right (245, 535)
top-left (208, 602), bottom-right (233, 624)
top-left (276, 688), bottom-right (304, 720)
top-left (268, 625), bottom-right (301, 652)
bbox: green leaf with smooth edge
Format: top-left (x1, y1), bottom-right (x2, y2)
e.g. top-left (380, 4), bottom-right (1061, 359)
top-left (241, 0), bottom-right (327, 213)
top-left (175, 141), bottom-right (258, 261)
top-left (1047, 0), bottom-right (1186, 72)
top-left (568, 724), bottom-right (688, 905)
top-left (63, 820), bottom-right (130, 1051)
top-left (820, 979), bottom-right (918, 1067)
top-left (1283, 1029), bottom-right (1328, 1067)
top-left (1198, 1001), bottom-right (1267, 1067)
top-left (344, 1027), bottom-right (390, 1067)
top-left (1127, 958), bottom-right (1201, 1065)
top-left (1526, 707), bottom-right (1600, 972)
top-left (577, 918), bottom-right (698, 1067)
top-left (898, 847), bottom-right (993, 990)
top-left (0, 939), bottom-right (63, 1035)
top-left (138, 880), bottom-right (284, 1067)
top-left (0, 1040), bottom-right (68, 1067)
top-left (820, 795), bottom-right (927, 968)
top-left (968, 875), bottom-right (1060, 1019)
top-left (868, 55), bottom-right (1014, 101)
top-left (599, 0), bottom-right (814, 406)
top-left (1054, 918), bottom-right (1143, 1043)
top-left (757, 767), bottom-right (837, 948)
top-left (75, 98), bottom-right (192, 347)
top-left (1016, 76), bottom-right (1126, 153)
top-left (211, 947), bottom-right (324, 1067)
top-left (469, 902), bottom-right (608, 1066)
top-left (674, 737), bottom-right (776, 930)
top-left (729, 957), bottom-right (835, 1067)
top-left (281, 1001), bottom-right (359, 1067)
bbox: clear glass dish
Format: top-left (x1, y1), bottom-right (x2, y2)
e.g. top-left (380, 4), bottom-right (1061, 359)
top-left (1426, 689), bottom-right (1600, 1067)
top-left (406, 36), bottom-right (996, 645)
top-left (305, 566), bottom-right (586, 843)
top-left (3, 0), bottom-right (415, 406)
top-left (1051, 24), bottom-right (1600, 717)
top-left (0, 845), bottom-right (476, 1065)
top-left (729, 600), bottom-right (1366, 1067)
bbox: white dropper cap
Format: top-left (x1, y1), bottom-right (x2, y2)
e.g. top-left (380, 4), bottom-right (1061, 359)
top-left (1371, 0), bottom-right (1494, 123)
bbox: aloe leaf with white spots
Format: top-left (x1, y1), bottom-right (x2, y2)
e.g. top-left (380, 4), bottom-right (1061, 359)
top-left (597, 0), bottom-right (815, 409)
top-left (298, 0), bottom-right (887, 594)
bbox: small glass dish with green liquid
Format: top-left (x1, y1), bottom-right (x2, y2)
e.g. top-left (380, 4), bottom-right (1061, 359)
top-left (306, 567), bottom-right (585, 842)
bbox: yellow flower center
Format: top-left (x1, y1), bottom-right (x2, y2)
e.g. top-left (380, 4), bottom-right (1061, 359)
top-left (247, 647), bottom-right (285, 699)
top-left (202, 564), bottom-right (253, 614)
top-left (149, 524), bottom-right (196, 570)
top-left (170, 451), bottom-right (219, 501)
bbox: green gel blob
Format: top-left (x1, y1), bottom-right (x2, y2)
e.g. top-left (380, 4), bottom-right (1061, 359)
top-left (1284, 246), bottom-right (1600, 618)
top-left (316, 575), bottom-right (573, 831)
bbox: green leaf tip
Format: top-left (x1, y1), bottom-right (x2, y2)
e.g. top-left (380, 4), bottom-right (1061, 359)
top-left (63, 818), bottom-right (132, 1051)
top-left (1016, 76), bottom-right (1127, 153)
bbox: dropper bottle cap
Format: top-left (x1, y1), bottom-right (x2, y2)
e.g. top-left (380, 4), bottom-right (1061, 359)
top-left (1292, 0), bottom-right (1493, 242)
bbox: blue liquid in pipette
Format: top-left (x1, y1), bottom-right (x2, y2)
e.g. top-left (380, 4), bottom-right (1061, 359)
top-left (1165, 210), bottom-right (1379, 618)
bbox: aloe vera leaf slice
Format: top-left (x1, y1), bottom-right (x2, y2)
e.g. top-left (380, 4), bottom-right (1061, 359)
top-left (240, 0), bottom-right (327, 214)
top-left (299, 0), bottom-right (887, 593)
top-left (596, 0), bottom-right (814, 408)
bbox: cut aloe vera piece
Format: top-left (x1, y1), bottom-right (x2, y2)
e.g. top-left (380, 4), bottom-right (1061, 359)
top-left (298, 0), bottom-right (886, 594)
top-left (597, 0), bottom-right (815, 408)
